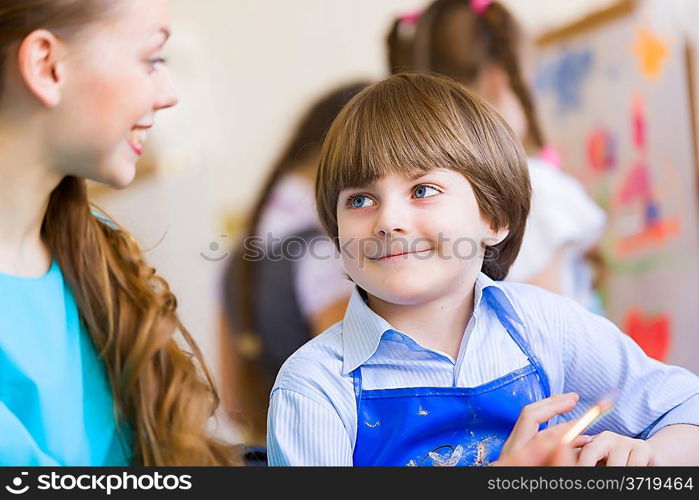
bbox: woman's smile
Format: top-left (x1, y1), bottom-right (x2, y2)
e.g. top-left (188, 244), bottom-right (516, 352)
top-left (126, 124), bottom-right (152, 156)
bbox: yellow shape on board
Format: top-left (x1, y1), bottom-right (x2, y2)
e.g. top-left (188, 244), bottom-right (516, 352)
top-left (631, 27), bottom-right (669, 80)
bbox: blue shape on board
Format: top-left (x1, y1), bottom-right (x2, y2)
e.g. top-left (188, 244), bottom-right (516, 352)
top-left (645, 200), bottom-right (661, 225)
top-left (535, 47), bottom-right (594, 114)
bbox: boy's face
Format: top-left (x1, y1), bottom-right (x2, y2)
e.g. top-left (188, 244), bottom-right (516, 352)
top-left (337, 168), bottom-right (508, 305)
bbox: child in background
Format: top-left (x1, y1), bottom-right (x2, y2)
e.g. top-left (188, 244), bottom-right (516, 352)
top-left (219, 84), bottom-right (367, 446)
top-left (387, 0), bottom-right (606, 312)
top-left (0, 0), bottom-right (235, 465)
top-left (266, 73), bottom-right (699, 466)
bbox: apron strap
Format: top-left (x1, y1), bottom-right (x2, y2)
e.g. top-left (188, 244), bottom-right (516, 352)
top-left (484, 287), bottom-right (551, 400)
top-left (351, 367), bottom-right (363, 401)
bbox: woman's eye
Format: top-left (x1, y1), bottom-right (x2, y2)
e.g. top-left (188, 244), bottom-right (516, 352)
top-left (348, 195), bottom-right (375, 209)
top-left (414, 185), bottom-right (440, 199)
top-left (147, 57), bottom-right (167, 72)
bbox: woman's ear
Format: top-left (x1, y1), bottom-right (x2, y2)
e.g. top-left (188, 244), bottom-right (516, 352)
top-left (17, 29), bottom-right (65, 107)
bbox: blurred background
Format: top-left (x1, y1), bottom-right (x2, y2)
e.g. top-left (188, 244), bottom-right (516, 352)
top-left (89, 0), bottom-right (699, 442)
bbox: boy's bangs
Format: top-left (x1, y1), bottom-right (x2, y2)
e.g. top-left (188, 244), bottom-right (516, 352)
top-left (329, 80), bottom-right (482, 191)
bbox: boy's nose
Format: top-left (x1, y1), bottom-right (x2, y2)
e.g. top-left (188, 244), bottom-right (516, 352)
top-left (373, 203), bottom-right (409, 237)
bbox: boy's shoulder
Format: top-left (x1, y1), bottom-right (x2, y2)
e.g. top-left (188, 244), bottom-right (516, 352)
top-left (489, 280), bottom-right (583, 339)
top-left (272, 320), bottom-right (349, 397)
top-left (493, 280), bottom-right (574, 314)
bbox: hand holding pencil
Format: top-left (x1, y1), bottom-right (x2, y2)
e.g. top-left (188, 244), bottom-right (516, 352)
top-left (493, 392), bottom-right (616, 466)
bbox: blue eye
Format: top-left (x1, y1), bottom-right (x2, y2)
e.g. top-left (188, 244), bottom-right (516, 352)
top-left (348, 195), bottom-right (375, 209)
top-left (414, 185), bottom-right (440, 199)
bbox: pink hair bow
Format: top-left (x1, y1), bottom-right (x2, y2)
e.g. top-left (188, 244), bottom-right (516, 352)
top-left (539, 146), bottom-right (562, 169)
top-left (471, 0), bottom-right (493, 16)
top-left (399, 11), bottom-right (421, 24)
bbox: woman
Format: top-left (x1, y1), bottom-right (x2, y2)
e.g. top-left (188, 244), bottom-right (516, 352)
top-left (0, 0), bottom-right (235, 465)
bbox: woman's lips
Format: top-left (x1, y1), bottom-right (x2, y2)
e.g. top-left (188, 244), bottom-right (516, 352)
top-left (127, 125), bottom-right (152, 156)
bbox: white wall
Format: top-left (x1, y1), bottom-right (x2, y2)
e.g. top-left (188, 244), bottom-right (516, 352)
top-left (161, 0), bottom-right (619, 221)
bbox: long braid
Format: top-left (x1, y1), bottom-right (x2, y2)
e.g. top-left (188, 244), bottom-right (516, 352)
top-left (406, 0), bottom-right (546, 150)
top-left (482, 2), bottom-right (546, 150)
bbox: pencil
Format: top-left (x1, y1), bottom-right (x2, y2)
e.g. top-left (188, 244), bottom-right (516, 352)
top-left (561, 393), bottom-right (616, 445)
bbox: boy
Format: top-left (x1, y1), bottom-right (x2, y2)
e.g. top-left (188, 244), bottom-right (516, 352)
top-left (267, 73), bottom-right (699, 466)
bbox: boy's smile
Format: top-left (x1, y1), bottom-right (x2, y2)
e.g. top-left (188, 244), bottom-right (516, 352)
top-left (337, 168), bottom-right (509, 306)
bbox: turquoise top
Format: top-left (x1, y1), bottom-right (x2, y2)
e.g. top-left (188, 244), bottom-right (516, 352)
top-left (0, 260), bottom-right (132, 465)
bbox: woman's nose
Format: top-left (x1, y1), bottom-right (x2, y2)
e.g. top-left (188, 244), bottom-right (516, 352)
top-left (154, 70), bottom-right (179, 110)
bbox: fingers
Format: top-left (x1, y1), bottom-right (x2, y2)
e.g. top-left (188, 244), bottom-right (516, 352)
top-left (577, 432), bottom-right (611, 466)
top-left (502, 433), bottom-right (578, 467)
top-left (627, 443), bottom-right (653, 466)
top-left (576, 432), bottom-right (652, 467)
top-left (550, 442), bottom-right (577, 466)
top-left (570, 435), bottom-right (594, 448)
top-left (605, 445), bottom-right (631, 466)
top-left (536, 420), bottom-right (592, 448)
top-left (506, 393), bottom-right (579, 452)
top-left (531, 431), bottom-right (578, 466)
top-left (494, 434), bottom-right (565, 466)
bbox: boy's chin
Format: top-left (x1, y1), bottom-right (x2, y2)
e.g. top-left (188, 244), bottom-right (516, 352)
top-left (366, 282), bottom-right (440, 306)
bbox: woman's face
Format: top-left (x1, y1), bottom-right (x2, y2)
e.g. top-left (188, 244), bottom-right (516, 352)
top-left (48, 0), bottom-right (178, 188)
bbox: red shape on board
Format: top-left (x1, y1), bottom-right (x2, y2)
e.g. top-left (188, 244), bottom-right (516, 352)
top-left (624, 309), bottom-right (671, 361)
top-left (632, 94), bottom-right (645, 149)
top-left (587, 129), bottom-right (616, 172)
top-left (616, 216), bottom-right (680, 255)
top-left (618, 163), bottom-right (651, 204)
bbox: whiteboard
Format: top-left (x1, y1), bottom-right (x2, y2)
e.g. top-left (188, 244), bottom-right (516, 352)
top-left (534, 0), bottom-right (699, 373)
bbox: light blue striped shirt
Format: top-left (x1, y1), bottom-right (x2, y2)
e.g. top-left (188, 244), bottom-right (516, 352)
top-left (267, 273), bottom-right (699, 466)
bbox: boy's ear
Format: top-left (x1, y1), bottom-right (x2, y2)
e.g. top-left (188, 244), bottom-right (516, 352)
top-left (17, 29), bottom-right (65, 108)
top-left (486, 226), bottom-right (509, 247)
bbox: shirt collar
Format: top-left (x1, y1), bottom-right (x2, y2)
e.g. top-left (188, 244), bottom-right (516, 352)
top-left (341, 272), bottom-right (523, 375)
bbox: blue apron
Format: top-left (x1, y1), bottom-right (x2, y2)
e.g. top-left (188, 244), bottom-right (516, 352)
top-left (352, 288), bottom-right (550, 466)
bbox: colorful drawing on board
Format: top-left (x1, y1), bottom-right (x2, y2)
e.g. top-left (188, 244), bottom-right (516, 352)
top-left (632, 93), bottom-right (645, 149)
top-left (623, 309), bottom-right (671, 361)
top-left (631, 27), bottom-right (669, 80)
top-left (612, 91), bottom-right (680, 256)
top-left (616, 216), bottom-right (680, 255)
top-left (534, 47), bottom-right (593, 113)
top-left (614, 161), bottom-right (681, 255)
top-left (618, 162), bottom-right (651, 204)
top-left (587, 128), bottom-right (616, 172)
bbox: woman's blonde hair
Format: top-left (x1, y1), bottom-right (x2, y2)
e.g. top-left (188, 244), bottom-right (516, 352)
top-left (316, 72), bottom-right (531, 280)
top-left (1, 0), bottom-right (237, 465)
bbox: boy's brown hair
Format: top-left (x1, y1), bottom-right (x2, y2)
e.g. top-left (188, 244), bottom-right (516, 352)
top-left (315, 72), bottom-right (530, 280)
